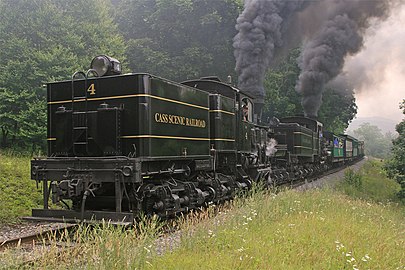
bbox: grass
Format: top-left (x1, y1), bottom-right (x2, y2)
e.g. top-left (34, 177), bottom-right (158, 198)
top-left (147, 189), bottom-right (404, 270)
top-left (337, 159), bottom-right (402, 203)
top-left (0, 160), bottom-right (404, 269)
top-left (0, 151), bottom-right (42, 224)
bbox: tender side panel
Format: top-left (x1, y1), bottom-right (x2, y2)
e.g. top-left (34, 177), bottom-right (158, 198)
top-left (47, 74), bottom-right (146, 157)
top-left (273, 124), bottom-right (315, 158)
top-left (136, 77), bottom-right (210, 157)
top-left (47, 74), bottom-right (211, 158)
top-left (293, 128), bottom-right (315, 157)
top-left (209, 94), bottom-right (236, 151)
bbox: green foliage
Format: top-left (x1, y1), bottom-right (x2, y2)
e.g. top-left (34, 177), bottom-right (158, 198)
top-left (343, 169), bottom-right (363, 188)
top-left (384, 99), bottom-right (405, 201)
top-left (0, 0), bottom-right (360, 151)
top-left (143, 190), bottom-right (405, 269)
top-left (338, 160), bottom-right (401, 203)
top-left (1, 217), bottom-right (163, 268)
top-left (263, 48), bottom-right (302, 119)
top-left (0, 151), bottom-right (42, 223)
top-left (116, 0), bottom-right (241, 81)
top-left (0, 0), bottom-right (126, 152)
top-left (1, 160), bottom-right (403, 268)
top-left (352, 123), bottom-right (393, 159)
top-left (317, 88), bottom-right (358, 134)
top-left (263, 48), bottom-right (357, 133)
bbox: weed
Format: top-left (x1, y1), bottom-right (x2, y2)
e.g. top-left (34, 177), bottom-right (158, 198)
top-left (0, 151), bottom-right (42, 224)
top-left (337, 160), bottom-right (401, 203)
top-left (344, 169), bottom-right (363, 188)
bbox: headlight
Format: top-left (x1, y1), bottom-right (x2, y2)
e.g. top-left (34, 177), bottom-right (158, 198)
top-left (90, 55), bottom-right (122, 77)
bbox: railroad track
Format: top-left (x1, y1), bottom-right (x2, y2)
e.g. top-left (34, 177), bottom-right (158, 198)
top-left (1, 159), bottom-right (364, 253)
top-left (0, 223), bottom-right (77, 252)
top-left (0, 159), bottom-right (365, 268)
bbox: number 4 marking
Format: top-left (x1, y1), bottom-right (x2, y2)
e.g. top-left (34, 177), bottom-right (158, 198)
top-left (87, 84), bottom-right (96, 95)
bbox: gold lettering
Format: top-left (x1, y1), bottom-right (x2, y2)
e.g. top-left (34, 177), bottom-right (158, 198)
top-left (154, 112), bottom-right (206, 128)
top-left (87, 83), bottom-right (96, 95)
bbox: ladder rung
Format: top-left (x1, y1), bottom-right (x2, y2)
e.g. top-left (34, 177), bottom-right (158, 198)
top-left (74, 142), bottom-right (88, 145)
top-left (73, 127), bottom-right (88, 130)
top-left (72, 111), bottom-right (87, 115)
top-left (73, 96), bottom-right (87, 100)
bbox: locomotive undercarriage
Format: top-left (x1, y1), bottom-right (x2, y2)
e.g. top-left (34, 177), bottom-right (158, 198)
top-left (30, 155), bottom-right (256, 223)
top-left (269, 158), bottom-right (325, 186)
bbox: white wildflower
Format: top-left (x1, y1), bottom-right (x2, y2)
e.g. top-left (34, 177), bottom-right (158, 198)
top-left (237, 247), bottom-right (245, 252)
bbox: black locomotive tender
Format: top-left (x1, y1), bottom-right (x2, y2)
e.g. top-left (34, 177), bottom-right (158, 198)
top-left (30, 55), bottom-right (364, 223)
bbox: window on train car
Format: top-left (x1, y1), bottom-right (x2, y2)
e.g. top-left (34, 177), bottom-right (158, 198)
top-left (241, 98), bottom-right (253, 122)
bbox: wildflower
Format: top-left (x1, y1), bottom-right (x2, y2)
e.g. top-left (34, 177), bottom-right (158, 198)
top-left (237, 247), bottom-right (245, 252)
top-left (361, 254), bottom-right (371, 262)
top-left (208, 230), bottom-right (216, 237)
top-left (346, 257), bottom-right (356, 263)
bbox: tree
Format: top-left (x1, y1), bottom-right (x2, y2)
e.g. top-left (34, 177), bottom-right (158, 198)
top-left (116, 0), bottom-right (241, 81)
top-left (352, 123), bottom-right (393, 159)
top-left (0, 0), bottom-right (126, 151)
top-left (384, 99), bottom-right (405, 201)
top-left (263, 48), bottom-right (357, 133)
top-left (317, 88), bottom-right (357, 134)
top-left (263, 48), bottom-right (303, 120)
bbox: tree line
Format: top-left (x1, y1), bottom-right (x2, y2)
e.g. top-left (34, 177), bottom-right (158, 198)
top-left (1, 0), bottom-right (403, 200)
top-left (0, 0), bottom-right (379, 151)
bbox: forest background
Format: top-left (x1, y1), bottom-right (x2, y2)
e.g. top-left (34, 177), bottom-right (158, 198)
top-left (0, 0), bottom-right (399, 160)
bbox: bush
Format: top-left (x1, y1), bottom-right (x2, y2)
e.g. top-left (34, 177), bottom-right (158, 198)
top-left (338, 160), bottom-right (401, 203)
top-left (344, 169), bottom-right (363, 188)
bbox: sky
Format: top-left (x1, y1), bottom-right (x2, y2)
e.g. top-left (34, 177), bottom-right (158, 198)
top-left (344, 4), bottom-right (405, 123)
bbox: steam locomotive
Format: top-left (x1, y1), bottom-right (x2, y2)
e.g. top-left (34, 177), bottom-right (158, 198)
top-left (30, 55), bottom-right (364, 223)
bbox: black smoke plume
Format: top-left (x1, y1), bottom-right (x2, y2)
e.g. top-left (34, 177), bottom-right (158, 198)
top-left (296, 0), bottom-right (392, 118)
top-left (233, 0), bottom-right (308, 105)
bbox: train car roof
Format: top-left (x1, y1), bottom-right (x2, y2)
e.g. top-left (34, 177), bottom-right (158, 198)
top-left (46, 72), bottom-right (153, 85)
top-left (323, 131), bottom-right (345, 138)
top-left (280, 116), bottom-right (323, 127)
top-left (181, 77), bottom-right (255, 100)
top-left (339, 134), bottom-right (359, 142)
